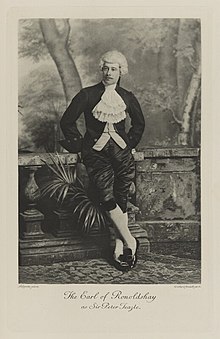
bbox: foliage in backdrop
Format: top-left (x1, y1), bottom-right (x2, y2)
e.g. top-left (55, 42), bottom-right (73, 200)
top-left (18, 18), bottom-right (201, 152)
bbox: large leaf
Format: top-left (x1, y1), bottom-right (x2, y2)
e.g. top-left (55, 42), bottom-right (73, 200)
top-left (40, 153), bottom-right (106, 234)
top-left (41, 181), bottom-right (65, 198)
top-left (76, 176), bottom-right (84, 189)
top-left (56, 153), bottom-right (71, 183)
top-left (78, 201), bottom-right (91, 221)
top-left (56, 184), bottom-right (70, 203)
top-left (41, 153), bottom-right (76, 184)
top-left (41, 159), bottom-right (65, 181)
top-left (84, 205), bottom-right (94, 228)
top-left (90, 208), bottom-right (98, 228)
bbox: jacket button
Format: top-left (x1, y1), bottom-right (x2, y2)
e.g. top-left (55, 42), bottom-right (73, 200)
top-left (73, 137), bottom-right (77, 141)
top-left (94, 138), bottom-right (97, 142)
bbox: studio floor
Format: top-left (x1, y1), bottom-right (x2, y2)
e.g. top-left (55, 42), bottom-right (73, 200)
top-left (19, 247), bottom-right (201, 285)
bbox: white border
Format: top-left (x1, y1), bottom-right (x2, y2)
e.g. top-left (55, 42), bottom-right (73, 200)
top-left (1, 1), bottom-right (219, 338)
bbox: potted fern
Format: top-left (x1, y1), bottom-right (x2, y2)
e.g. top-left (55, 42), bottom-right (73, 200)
top-left (40, 153), bottom-right (107, 234)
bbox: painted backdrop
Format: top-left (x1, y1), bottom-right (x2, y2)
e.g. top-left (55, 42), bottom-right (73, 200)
top-left (18, 18), bottom-right (201, 152)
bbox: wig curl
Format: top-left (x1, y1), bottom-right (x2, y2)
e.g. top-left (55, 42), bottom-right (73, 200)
top-left (99, 50), bottom-right (128, 76)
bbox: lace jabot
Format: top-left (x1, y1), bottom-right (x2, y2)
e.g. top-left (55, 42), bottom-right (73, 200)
top-left (92, 83), bottom-right (126, 123)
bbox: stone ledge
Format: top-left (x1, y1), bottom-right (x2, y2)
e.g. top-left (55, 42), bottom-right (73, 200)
top-left (19, 223), bottom-right (150, 266)
top-left (19, 233), bottom-right (110, 266)
top-left (138, 147), bottom-right (200, 158)
top-left (18, 153), bottom-right (78, 166)
top-left (18, 147), bottom-right (200, 167)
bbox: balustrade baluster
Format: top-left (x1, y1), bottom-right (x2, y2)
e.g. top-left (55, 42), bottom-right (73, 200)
top-left (20, 165), bottom-right (44, 239)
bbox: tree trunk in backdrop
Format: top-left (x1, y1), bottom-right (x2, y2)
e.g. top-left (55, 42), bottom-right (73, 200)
top-left (158, 19), bottom-right (179, 87)
top-left (176, 20), bottom-right (201, 146)
top-left (176, 19), bottom-right (193, 121)
top-left (178, 63), bottom-right (201, 145)
top-left (39, 19), bottom-right (85, 138)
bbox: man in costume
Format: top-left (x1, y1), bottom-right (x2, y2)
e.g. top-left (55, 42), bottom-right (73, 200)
top-left (60, 50), bottom-right (145, 271)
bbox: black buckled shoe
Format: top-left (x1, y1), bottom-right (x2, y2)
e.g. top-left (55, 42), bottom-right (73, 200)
top-left (113, 254), bottom-right (130, 272)
top-left (124, 238), bottom-right (140, 269)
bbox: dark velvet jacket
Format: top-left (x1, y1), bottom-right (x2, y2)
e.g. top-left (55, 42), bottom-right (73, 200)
top-left (60, 82), bottom-right (145, 154)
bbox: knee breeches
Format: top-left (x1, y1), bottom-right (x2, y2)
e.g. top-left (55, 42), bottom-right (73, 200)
top-left (82, 139), bottom-right (135, 213)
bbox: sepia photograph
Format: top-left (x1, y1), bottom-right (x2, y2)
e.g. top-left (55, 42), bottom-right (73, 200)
top-left (18, 17), bottom-right (201, 285)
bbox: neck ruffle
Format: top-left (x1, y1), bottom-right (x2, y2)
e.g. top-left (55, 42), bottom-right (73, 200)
top-left (92, 86), bottom-right (126, 123)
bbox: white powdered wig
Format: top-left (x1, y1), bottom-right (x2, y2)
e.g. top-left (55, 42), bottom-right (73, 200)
top-left (99, 50), bottom-right (128, 76)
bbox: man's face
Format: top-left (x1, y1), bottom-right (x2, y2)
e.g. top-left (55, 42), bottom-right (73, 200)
top-left (102, 62), bottom-right (120, 85)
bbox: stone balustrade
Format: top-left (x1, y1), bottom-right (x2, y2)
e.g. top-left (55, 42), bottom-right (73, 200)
top-left (18, 147), bottom-right (200, 265)
top-left (18, 151), bottom-right (148, 265)
top-left (19, 153), bottom-right (78, 240)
